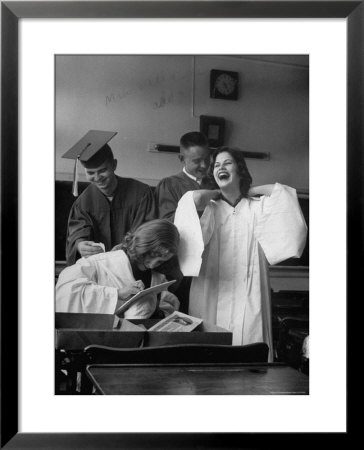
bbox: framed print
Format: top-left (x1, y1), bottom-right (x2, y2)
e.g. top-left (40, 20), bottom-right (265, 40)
top-left (1, 1), bottom-right (361, 448)
top-left (200, 115), bottom-right (226, 147)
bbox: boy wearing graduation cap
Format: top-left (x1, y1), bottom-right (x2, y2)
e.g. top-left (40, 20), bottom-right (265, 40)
top-left (63, 130), bottom-right (156, 265)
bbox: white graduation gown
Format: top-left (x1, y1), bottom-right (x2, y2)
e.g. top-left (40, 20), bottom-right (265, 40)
top-left (55, 250), bottom-right (179, 318)
top-left (174, 183), bottom-right (307, 361)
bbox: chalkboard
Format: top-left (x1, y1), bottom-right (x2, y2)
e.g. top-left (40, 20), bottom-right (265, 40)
top-left (56, 55), bottom-right (309, 190)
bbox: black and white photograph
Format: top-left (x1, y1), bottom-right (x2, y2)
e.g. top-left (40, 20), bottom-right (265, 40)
top-left (54, 54), bottom-right (309, 395)
top-left (1, 0), bottom-right (358, 445)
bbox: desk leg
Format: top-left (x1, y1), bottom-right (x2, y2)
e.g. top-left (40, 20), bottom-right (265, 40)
top-left (55, 350), bottom-right (78, 394)
top-left (80, 370), bottom-right (94, 394)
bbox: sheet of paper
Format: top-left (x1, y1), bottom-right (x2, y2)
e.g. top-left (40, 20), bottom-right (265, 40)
top-left (114, 280), bottom-right (176, 316)
top-left (148, 311), bottom-right (203, 332)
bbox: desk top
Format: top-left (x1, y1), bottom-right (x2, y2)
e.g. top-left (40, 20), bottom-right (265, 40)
top-left (86, 363), bottom-right (309, 395)
top-left (55, 313), bottom-right (232, 350)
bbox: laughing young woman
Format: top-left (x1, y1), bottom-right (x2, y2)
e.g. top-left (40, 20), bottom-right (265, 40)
top-left (174, 147), bottom-right (307, 361)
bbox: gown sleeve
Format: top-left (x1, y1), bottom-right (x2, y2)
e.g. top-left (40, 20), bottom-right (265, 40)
top-left (252, 183), bottom-right (308, 265)
top-left (151, 272), bottom-right (180, 316)
top-left (159, 291), bottom-right (180, 316)
top-left (123, 272), bottom-right (179, 319)
top-left (65, 202), bottom-right (94, 266)
top-left (155, 178), bottom-right (179, 221)
top-left (174, 191), bottom-right (215, 276)
top-left (55, 258), bottom-right (118, 314)
top-left (131, 185), bottom-right (157, 229)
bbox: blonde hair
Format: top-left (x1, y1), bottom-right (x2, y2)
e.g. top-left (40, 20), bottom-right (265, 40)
top-left (112, 219), bottom-right (180, 264)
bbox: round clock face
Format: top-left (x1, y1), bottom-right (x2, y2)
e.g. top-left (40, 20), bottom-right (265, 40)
top-left (215, 73), bottom-right (237, 96)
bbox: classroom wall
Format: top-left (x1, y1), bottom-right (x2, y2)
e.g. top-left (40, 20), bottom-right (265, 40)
top-left (56, 55), bottom-right (308, 191)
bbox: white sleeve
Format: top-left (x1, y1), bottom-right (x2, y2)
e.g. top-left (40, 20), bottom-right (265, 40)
top-left (123, 294), bottom-right (158, 319)
top-left (253, 183), bottom-right (308, 265)
top-left (174, 191), bottom-right (215, 276)
top-left (55, 258), bottom-right (118, 314)
top-left (174, 191), bottom-right (204, 276)
top-left (124, 272), bottom-right (177, 319)
top-left (159, 291), bottom-right (180, 316)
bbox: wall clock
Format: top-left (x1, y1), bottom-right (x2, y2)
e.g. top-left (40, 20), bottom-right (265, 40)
top-left (210, 69), bottom-right (239, 100)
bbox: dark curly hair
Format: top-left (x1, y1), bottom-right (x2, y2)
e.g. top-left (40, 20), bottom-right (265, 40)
top-left (112, 219), bottom-right (180, 265)
top-left (208, 147), bottom-right (253, 197)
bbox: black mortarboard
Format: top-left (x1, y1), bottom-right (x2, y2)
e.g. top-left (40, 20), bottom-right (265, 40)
top-left (62, 130), bottom-right (117, 196)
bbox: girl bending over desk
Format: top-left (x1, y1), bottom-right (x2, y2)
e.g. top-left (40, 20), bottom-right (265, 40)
top-left (174, 147), bottom-right (307, 362)
top-left (56, 219), bottom-right (180, 318)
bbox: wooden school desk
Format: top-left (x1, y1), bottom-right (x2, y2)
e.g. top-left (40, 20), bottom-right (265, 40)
top-left (86, 363), bottom-right (309, 395)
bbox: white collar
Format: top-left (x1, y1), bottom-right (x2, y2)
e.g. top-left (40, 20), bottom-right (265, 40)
top-left (183, 167), bottom-right (200, 183)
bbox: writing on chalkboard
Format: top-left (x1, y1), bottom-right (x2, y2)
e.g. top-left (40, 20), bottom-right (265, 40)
top-left (105, 72), bottom-right (183, 107)
top-left (153, 92), bottom-right (174, 109)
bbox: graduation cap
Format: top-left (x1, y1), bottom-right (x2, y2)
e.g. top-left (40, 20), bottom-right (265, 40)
top-left (62, 130), bottom-right (117, 196)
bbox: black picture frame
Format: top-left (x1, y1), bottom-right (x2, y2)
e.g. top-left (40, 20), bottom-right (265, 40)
top-left (1, 1), bottom-right (360, 448)
top-left (200, 114), bottom-right (226, 147)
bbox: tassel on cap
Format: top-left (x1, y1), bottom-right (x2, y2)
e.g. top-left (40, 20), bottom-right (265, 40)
top-left (72, 156), bottom-right (80, 197)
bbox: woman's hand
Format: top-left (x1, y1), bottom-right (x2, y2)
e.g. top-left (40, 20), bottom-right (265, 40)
top-left (117, 280), bottom-right (145, 300)
top-left (193, 189), bottom-right (221, 211)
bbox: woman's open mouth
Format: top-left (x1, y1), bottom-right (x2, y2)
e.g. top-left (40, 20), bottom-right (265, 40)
top-left (218, 172), bottom-right (229, 180)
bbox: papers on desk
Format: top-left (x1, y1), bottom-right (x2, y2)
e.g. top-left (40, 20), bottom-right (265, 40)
top-left (148, 311), bottom-right (203, 332)
top-left (114, 280), bottom-right (176, 316)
